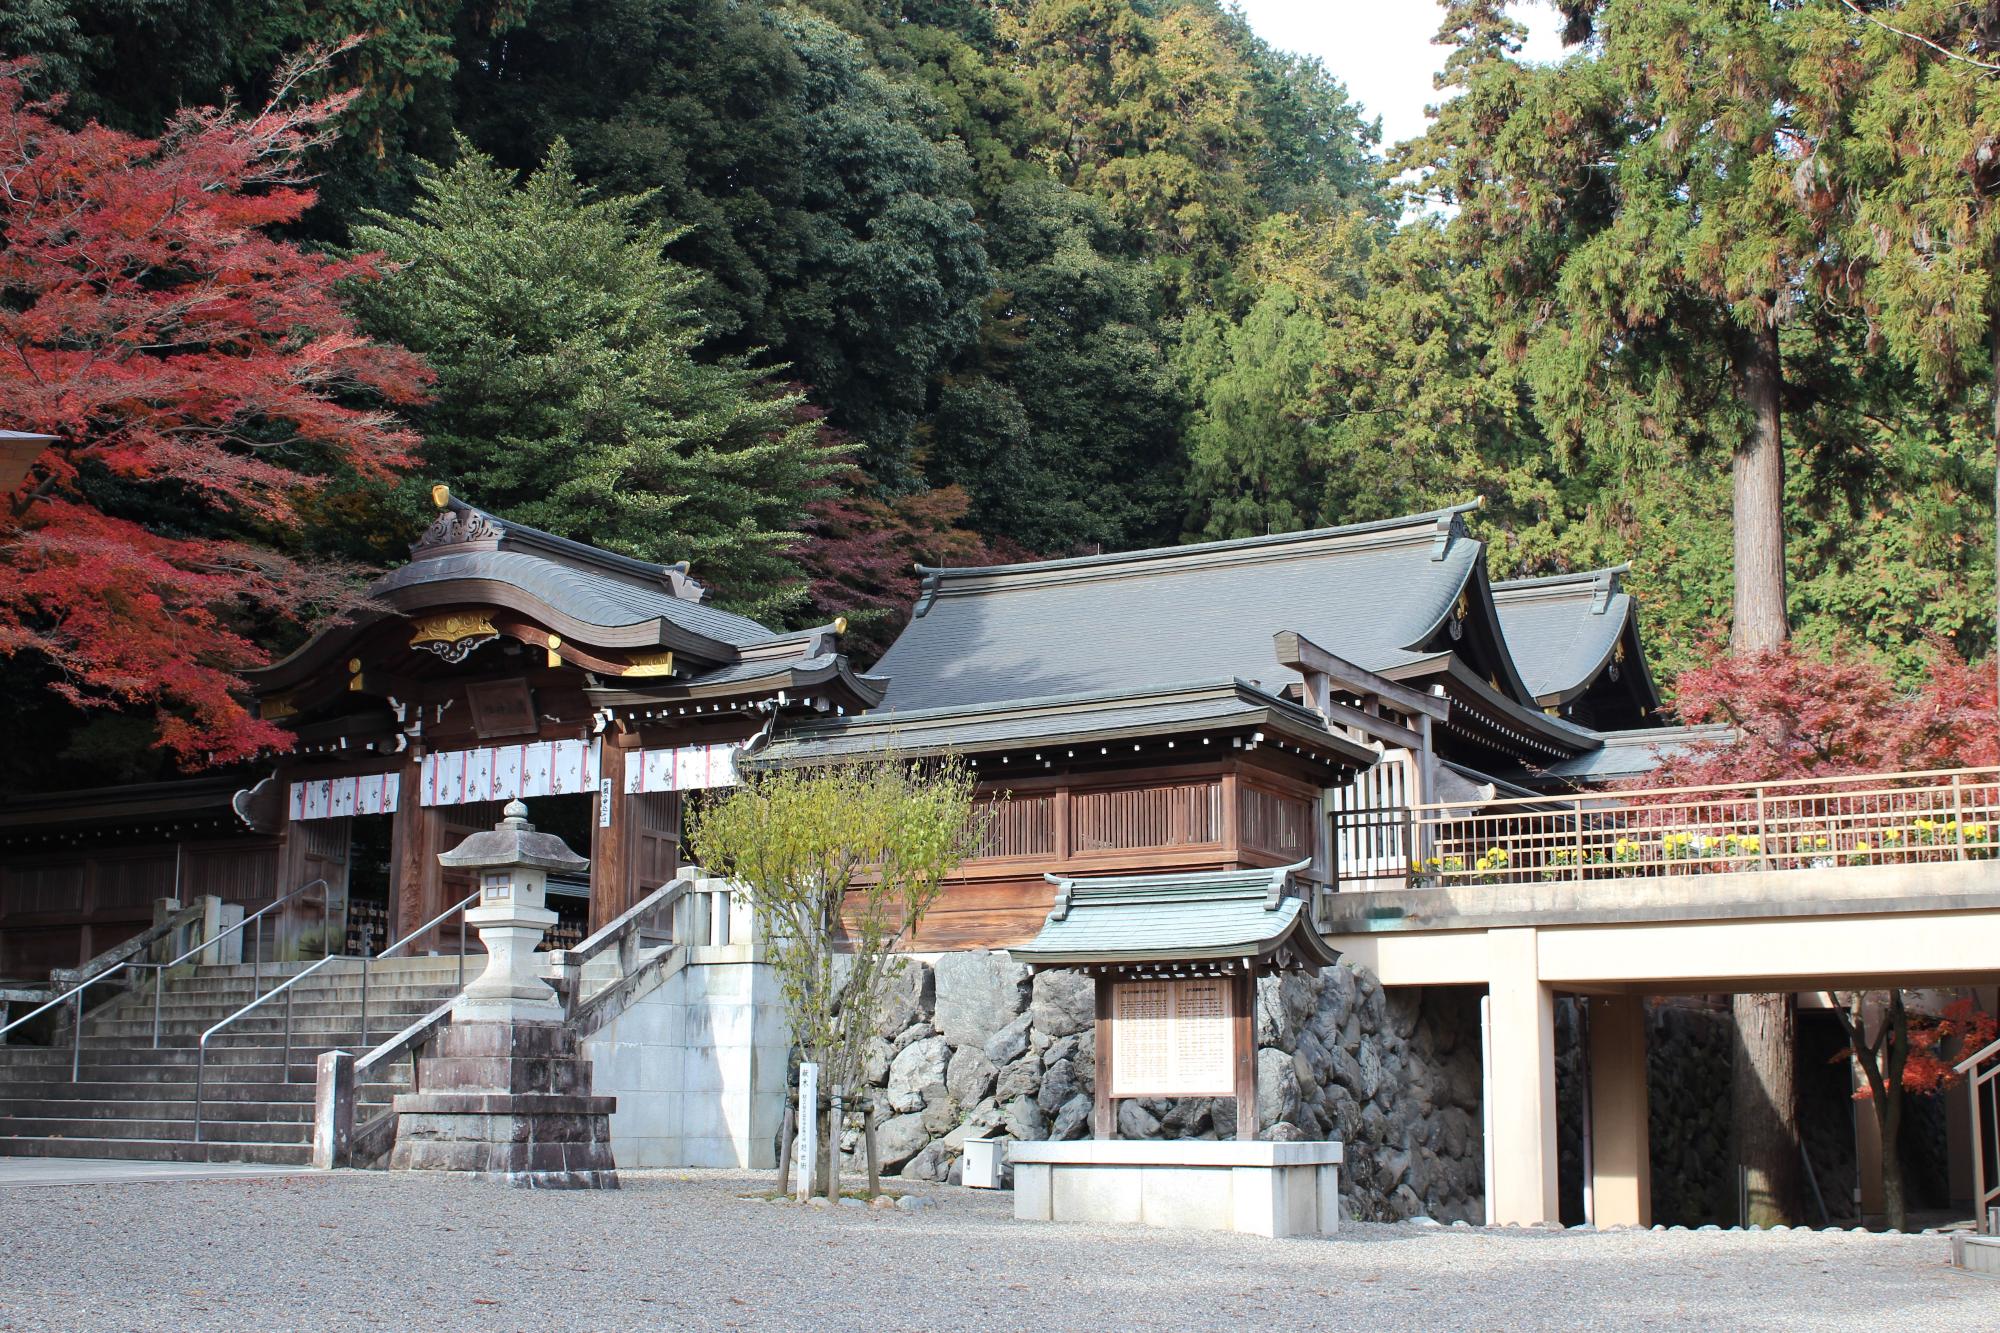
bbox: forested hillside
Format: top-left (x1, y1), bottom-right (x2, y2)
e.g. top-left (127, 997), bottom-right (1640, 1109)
top-left (0, 0), bottom-right (1995, 788)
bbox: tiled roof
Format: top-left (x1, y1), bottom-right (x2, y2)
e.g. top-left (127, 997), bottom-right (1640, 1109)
top-left (1009, 862), bottom-right (1337, 968)
top-left (1492, 567), bottom-right (1658, 711)
top-left (1530, 724), bottom-right (1736, 784)
top-left (753, 680), bottom-right (1378, 770)
top-left (371, 549), bottom-right (773, 649)
top-left (871, 504), bottom-right (1491, 713)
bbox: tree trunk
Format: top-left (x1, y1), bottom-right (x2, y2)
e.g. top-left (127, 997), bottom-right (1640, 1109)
top-left (1878, 1085), bottom-right (1907, 1233)
top-left (776, 1105), bottom-right (796, 1196)
top-left (1990, 328), bottom-right (1998, 720)
top-left (1731, 990), bottom-right (1804, 1225)
top-left (825, 1087), bottom-right (841, 1203)
top-left (1731, 319), bottom-right (1789, 652)
top-left (1728, 318), bottom-right (1802, 1225)
top-left (864, 1101), bottom-right (881, 1199)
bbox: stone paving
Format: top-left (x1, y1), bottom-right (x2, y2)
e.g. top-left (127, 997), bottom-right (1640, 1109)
top-left (0, 1168), bottom-right (1990, 1331)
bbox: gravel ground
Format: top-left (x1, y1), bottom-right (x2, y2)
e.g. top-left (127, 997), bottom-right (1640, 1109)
top-left (0, 1169), bottom-right (1990, 1331)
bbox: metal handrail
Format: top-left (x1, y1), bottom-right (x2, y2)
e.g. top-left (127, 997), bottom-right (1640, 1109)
top-left (1336, 764), bottom-right (2000, 888)
top-left (192, 890), bottom-right (476, 1144)
top-left (1399, 763), bottom-right (2000, 814)
top-left (0, 879), bottom-right (330, 1080)
top-left (1957, 1033), bottom-right (2000, 1234)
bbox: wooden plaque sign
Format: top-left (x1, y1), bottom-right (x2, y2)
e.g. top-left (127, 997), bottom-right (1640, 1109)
top-left (1107, 976), bottom-right (1236, 1098)
top-left (467, 679), bottom-right (537, 739)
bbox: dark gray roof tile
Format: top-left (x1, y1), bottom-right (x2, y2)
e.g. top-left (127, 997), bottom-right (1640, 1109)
top-left (873, 505), bottom-right (1485, 713)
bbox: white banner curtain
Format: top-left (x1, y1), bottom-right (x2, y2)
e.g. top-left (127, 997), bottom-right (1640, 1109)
top-left (623, 743), bottom-right (741, 794)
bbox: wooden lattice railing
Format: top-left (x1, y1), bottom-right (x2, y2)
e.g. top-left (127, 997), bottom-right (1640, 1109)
top-left (1332, 766), bottom-right (2000, 890)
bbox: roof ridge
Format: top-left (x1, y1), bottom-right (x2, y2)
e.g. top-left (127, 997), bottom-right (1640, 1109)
top-left (912, 501), bottom-right (1484, 583)
top-left (423, 491), bottom-right (777, 637)
top-left (783, 678), bottom-right (1314, 732)
top-left (1492, 564), bottom-right (1631, 596)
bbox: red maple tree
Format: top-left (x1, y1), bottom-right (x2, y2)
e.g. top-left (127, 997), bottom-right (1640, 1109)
top-left (1658, 634), bottom-right (1998, 783)
top-left (0, 49), bottom-right (427, 766)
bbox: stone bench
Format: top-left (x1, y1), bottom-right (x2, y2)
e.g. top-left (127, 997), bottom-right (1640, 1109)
top-left (1008, 1139), bottom-right (1343, 1237)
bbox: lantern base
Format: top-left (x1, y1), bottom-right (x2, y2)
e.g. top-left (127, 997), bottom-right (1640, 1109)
top-left (390, 1019), bottom-right (618, 1189)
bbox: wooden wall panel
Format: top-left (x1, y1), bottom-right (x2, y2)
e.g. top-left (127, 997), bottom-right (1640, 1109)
top-left (1239, 785), bottom-right (1314, 861)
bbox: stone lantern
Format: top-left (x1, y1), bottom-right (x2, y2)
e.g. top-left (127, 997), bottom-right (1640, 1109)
top-left (437, 799), bottom-right (584, 1023)
top-left (388, 799), bottom-right (618, 1188)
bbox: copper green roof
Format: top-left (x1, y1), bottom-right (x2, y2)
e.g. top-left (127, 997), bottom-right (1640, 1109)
top-left (1009, 861), bottom-right (1339, 970)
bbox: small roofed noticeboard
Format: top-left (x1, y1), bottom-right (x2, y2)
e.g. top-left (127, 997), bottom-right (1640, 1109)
top-left (1010, 860), bottom-right (1337, 1141)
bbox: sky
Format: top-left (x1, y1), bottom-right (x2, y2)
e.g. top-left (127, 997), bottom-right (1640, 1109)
top-left (1231, 1), bottom-right (1569, 151)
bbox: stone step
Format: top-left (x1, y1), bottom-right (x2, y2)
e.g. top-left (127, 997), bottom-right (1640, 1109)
top-left (82, 1006), bottom-right (443, 1038)
top-left (0, 1078), bottom-right (406, 1104)
top-left (148, 982), bottom-right (467, 1006)
top-left (0, 1115), bottom-right (311, 1145)
top-left (0, 1051), bottom-right (347, 1076)
top-left (0, 1098), bottom-right (317, 1123)
top-left (140, 976), bottom-right (462, 999)
top-left (1953, 1235), bottom-right (2000, 1277)
top-left (0, 1135), bottom-right (312, 1166)
top-left (178, 957), bottom-right (475, 982)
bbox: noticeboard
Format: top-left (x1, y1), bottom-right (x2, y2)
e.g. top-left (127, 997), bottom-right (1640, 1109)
top-left (1107, 976), bottom-right (1236, 1098)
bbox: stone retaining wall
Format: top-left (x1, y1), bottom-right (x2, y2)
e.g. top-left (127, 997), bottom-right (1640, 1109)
top-left (848, 951), bottom-right (1486, 1223)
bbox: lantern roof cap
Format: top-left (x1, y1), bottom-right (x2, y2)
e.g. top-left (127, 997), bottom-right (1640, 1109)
top-left (437, 800), bottom-right (591, 873)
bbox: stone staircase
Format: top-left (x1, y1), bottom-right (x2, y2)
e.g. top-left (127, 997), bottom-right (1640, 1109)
top-left (0, 957), bottom-right (469, 1165)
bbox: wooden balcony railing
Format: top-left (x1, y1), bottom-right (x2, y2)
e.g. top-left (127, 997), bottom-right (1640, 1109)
top-left (1332, 766), bottom-right (2000, 890)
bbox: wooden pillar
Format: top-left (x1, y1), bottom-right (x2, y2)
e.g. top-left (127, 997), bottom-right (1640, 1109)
top-left (1093, 975), bottom-right (1116, 1139)
top-left (1486, 926), bottom-right (1560, 1225)
top-left (1588, 995), bottom-right (1652, 1228)
top-left (388, 754), bottom-right (433, 942)
top-left (591, 740), bottom-right (633, 934)
top-left (1234, 970), bottom-right (1258, 1141)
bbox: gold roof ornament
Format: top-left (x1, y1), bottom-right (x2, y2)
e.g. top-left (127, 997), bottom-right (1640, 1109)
top-left (431, 483), bottom-right (451, 509)
top-left (619, 650), bottom-right (676, 678)
top-left (410, 611), bottom-right (499, 664)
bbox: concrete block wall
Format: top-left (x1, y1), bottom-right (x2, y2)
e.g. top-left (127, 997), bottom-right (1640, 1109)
top-left (581, 945), bottom-right (789, 1169)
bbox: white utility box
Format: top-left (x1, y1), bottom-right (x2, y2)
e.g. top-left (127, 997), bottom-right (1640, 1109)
top-left (962, 1137), bottom-right (1004, 1189)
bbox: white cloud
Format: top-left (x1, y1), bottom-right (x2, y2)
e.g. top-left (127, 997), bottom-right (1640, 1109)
top-left (1233, 0), bottom-right (1569, 150)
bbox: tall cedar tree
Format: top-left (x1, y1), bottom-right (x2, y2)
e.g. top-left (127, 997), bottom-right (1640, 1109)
top-left (348, 142), bottom-right (839, 620)
top-left (1421, 0), bottom-right (1819, 1221)
top-left (0, 54), bottom-right (426, 767)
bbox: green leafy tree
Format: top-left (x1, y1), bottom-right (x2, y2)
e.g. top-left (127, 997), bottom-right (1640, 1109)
top-left (689, 754), bottom-right (989, 1198)
top-left (1787, 0), bottom-right (2000, 697)
top-left (452, 3), bottom-right (991, 485)
top-left (930, 179), bottom-right (1181, 552)
top-left (349, 141), bottom-right (836, 616)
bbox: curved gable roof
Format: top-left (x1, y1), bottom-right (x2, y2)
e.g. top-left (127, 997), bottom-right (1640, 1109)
top-left (1492, 566), bottom-right (1660, 720)
top-left (872, 503), bottom-right (1505, 713)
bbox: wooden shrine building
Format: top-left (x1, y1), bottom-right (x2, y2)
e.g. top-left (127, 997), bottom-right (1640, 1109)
top-left (753, 501), bottom-right (1663, 948)
top-left (1010, 860), bottom-right (1339, 1139)
top-left (222, 489), bottom-right (882, 954)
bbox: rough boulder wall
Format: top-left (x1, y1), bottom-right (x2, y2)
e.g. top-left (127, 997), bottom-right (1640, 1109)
top-left (847, 950), bottom-right (1487, 1223)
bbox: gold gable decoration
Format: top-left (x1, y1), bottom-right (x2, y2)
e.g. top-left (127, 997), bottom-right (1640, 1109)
top-left (410, 612), bottom-right (499, 664)
top-left (618, 650), bottom-right (676, 678)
